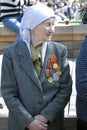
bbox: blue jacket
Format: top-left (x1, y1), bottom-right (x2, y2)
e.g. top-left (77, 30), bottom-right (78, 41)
top-left (76, 35), bottom-right (87, 122)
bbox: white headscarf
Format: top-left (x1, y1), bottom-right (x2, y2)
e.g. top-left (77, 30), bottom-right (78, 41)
top-left (20, 3), bottom-right (55, 48)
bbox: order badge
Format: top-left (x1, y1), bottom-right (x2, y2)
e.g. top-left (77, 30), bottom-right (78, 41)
top-left (48, 77), bottom-right (53, 83)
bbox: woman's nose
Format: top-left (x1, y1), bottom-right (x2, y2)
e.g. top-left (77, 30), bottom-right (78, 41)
top-left (49, 25), bottom-right (55, 33)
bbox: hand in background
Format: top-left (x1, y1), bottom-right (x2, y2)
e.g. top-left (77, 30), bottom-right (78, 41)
top-left (22, 5), bottom-right (28, 13)
top-left (29, 0), bottom-right (37, 5)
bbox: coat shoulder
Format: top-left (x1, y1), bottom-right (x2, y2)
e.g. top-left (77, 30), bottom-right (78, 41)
top-left (3, 39), bottom-right (24, 54)
top-left (48, 41), bottom-right (67, 49)
top-left (48, 41), bottom-right (67, 53)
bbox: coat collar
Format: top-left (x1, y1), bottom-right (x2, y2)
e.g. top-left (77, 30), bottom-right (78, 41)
top-left (16, 41), bottom-right (55, 91)
top-left (16, 41), bottom-right (43, 92)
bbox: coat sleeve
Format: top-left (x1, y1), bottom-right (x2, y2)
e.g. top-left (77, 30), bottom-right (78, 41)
top-left (1, 47), bottom-right (34, 129)
top-left (40, 45), bottom-right (72, 122)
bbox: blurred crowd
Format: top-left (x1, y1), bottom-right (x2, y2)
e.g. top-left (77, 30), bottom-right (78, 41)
top-left (46, 0), bottom-right (87, 23)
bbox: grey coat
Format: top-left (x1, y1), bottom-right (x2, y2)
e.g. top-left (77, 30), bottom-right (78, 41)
top-left (1, 40), bottom-right (72, 130)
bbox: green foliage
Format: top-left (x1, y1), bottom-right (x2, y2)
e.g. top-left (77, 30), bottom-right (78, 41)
top-left (60, 0), bottom-right (86, 2)
top-left (78, 0), bottom-right (86, 2)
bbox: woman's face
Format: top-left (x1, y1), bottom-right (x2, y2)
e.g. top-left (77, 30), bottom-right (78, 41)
top-left (31, 17), bottom-right (55, 47)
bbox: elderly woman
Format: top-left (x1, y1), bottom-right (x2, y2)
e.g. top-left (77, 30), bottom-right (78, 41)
top-left (1, 4), bottom-right (72, 130)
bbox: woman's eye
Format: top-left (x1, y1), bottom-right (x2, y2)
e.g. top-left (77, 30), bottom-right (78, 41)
top-left (46, 23), bottom-right (50, 26)
top-left (46, 23), bottom-right (55, 26)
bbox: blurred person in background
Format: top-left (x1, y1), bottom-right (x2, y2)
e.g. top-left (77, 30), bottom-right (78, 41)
top-left (0, 0), bottom-right (37, 34)
top-left (74, 2), bottom-right (87, 24)
top-left (81, 2), bottom-right (87, 24)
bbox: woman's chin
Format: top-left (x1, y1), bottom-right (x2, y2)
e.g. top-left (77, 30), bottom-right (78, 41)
top-left (47, 36), bottom-right (52, 41)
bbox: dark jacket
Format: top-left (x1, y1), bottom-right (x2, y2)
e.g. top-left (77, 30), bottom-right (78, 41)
top-left (82, 11), bottom-right (87, 24)
top-left (76, 35), bottom-right (87, 122)
top-left (1, 40), bottom-right (72, 130)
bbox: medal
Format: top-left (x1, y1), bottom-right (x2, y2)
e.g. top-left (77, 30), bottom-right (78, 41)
top-left (48, 77), bottom-right (53, 83)
top-left (53, 73), bottom-right (59, 81)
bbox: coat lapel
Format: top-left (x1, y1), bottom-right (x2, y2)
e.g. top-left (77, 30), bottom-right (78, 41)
top-left (40, 42), bottom-right (55, 82)
top-left (16, 42), bottom-right (43, 92)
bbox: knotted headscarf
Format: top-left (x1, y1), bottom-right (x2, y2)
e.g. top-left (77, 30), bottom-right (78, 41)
top-left (20, 3), bottom-right (55, 49)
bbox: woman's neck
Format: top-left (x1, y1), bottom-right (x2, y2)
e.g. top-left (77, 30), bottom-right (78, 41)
top-left (31, 39), bottom-right (42, 48)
